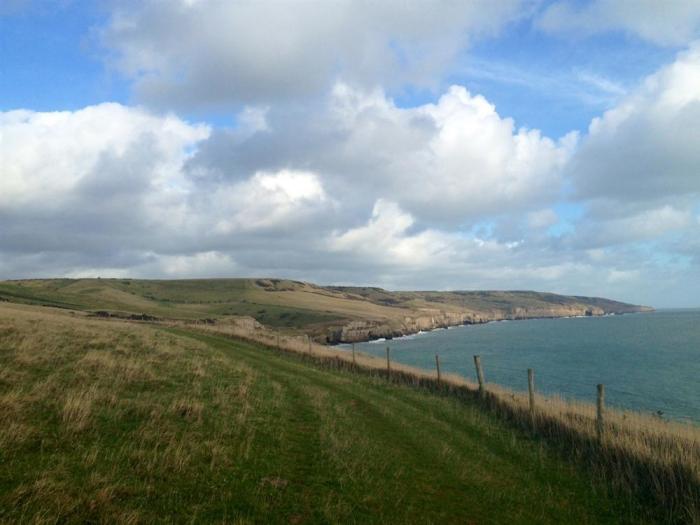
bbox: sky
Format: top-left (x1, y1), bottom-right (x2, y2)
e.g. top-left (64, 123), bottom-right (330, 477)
top-left (1, 0), bottom-right (699, 308)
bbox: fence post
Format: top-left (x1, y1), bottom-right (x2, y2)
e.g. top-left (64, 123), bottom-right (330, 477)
top-left (597, 384), bottom-right (605, 441)
top-left (473, 355), bottom-right (485, 397)
top-left (435, 354), bottom-right (441, 385)
top-left (351, 343), bottom-right (356, 365)
top-left (308, 335), bottom-right (312, 354)
top-left (386, 346), bottom-right (391, 374)
top-left (528, 368), bottom-right (536, 426)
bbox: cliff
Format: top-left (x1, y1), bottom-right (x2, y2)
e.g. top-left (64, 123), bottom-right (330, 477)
top-left (322, 290), bottom-right (652, 343)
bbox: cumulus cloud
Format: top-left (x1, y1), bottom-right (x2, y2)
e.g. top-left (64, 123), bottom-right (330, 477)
top-left (325, 199), bottom-right (585, 289)
top-left (538, 0), bottom-right (700, 46)
top-left (100, 0), bottom-right (525, 108)
top-left (0, 103), bottom-right (213, 269)
top-left (187, 83), bottom-right (577, 224)
top-left (204, 169), bottom-right (331, 234)
top-left (545, 43), bottom-right (700, 303)
top-left (329, 199), bottom-right (455, 267)
top-left (408, 86), bottom-right (577, 219)
top-left (568, 44), bottom-right (700, 202)
top-left (0, 103), bottom-right (209, 210)
top-left (0, 104), bottom-right (334, 278)
top-left (7, 83), bottom-right (691, 304)
top-left (0, 93), bottom-right (579, 292)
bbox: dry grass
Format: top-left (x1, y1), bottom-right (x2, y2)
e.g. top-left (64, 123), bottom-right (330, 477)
top-left (62, 386), bottom-right (99, 431)
top-left (188, 315), bottom-right (700, 523)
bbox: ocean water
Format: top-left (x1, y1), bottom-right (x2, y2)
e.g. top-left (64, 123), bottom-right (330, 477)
top-left (350, 309), bottom-right (700, 423)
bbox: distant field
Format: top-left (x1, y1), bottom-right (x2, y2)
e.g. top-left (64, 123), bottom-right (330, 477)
top-left (0, 278), bottom-right (650, 343)
top-left (0, 302), bottom-right (650, 523)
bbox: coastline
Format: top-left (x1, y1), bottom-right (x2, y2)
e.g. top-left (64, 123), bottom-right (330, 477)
top-left (331, 308), bottom-right (653, 345)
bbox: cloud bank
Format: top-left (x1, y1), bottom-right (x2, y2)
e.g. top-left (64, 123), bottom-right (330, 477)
top-left (2, 1), bottom-right (700, 307)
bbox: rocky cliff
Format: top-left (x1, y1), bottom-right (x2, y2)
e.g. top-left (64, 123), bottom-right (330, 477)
top-left (324, 301), bottom-right (651, 344)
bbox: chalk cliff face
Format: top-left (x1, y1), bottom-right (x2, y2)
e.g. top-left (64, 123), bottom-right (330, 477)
top-left (324, 303), bottom-right (649, 344)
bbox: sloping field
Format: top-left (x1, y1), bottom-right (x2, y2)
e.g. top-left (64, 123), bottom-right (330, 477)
top-left (0, 302), bottom-right (649, 524)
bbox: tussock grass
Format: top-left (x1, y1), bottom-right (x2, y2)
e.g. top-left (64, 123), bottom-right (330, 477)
top-left (62, 386), bottom-right (99, 431)
top-left (189, 316), bottom-right (700, 524)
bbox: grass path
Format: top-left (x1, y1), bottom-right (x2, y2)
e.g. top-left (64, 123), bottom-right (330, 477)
top-left (175, 330), bottom-right (643, 524)
top-left (0, 306), bottom-right (648, 523)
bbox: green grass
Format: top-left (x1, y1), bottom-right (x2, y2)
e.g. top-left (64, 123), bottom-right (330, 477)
top-left (0, 279), bottom-right (348, 331)
top-left (0, 304), bottom-right (650, 523)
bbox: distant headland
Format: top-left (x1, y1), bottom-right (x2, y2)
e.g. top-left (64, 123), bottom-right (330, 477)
top-left (0, 278), bottom-right (652, 344)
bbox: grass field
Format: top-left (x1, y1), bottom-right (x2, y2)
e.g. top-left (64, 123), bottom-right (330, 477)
top-left (0, 302), bottom-right (657, 524)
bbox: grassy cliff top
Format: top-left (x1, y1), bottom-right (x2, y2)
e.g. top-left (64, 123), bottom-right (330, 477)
top-left (0, 301), bottom-right (653, 523)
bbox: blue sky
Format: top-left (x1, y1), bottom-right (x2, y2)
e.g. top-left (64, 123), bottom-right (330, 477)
top-left (2, 1), bottom-right (681, 134)
top-left (2, 0), bottom-right (699, 307)
top-left (1, 1), bottom-right (678, 133)
top-left (1, 3), bottom-right (122, 110)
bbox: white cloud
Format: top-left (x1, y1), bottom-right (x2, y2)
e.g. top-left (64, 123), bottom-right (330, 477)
top-left (329, 199), bottom-right (455, 267)
top-left (0, 103), bottom-right (210, 211)
top-left (607, 269), bottom-right (640, 283)
top-left (0, 104), bottom-right (337, 274)
top-left (414, 86), bottom-right (576, 217)
top-left (569, 44), bottom-right (700, 202)
top-left (100, 0), bottom-right (525, 108)
top-left (61, 251), bottom-right (237, 279)
top-left (156, 251), bottom-right (237, 277)
top-left (328, 200), bottom-right (549, 280)
top-left (211, 82), bottom-right (577, 224)
top-left (574, 205), bottom-right (693, 248)
top-left (538, 0), bottom-right (700, 46)
top-left (208, 169), bottom-right (330, 234)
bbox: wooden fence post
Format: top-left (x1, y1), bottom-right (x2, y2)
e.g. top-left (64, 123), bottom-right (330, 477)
top-left (473, 355), bottom-right (485, 397)
top-left (528, 368), bottom-right (536, 426)
top-left (386, 346), bottom-right (391, 374)
top-left (351, 343), bottom-right (356, 365)
top-left (435, 354), bottom-right (441, 385)
top-left (307, 335), bottom-right (312, 354)
top-left (597, 384), bottom-right (605, 441)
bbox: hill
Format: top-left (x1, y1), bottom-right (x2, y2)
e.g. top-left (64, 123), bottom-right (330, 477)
top-left (0, 278), bottom-right (651, 343)
top-left (0, 302), bottom-right (651, 523)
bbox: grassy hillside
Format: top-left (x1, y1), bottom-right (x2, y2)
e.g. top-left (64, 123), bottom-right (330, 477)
top-left (0, 278), bottom-right (650, 343)
top-left (0, 302), bottom-right (650, 523)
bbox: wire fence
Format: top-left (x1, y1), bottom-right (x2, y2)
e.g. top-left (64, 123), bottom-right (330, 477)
top-left (350, 343), bottom-right (699, 423)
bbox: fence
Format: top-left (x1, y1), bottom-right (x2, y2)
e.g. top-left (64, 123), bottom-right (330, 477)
top-left (178, 318), bottom-right (700, 524)
top-left (363, 341), bottom-right (700, 424)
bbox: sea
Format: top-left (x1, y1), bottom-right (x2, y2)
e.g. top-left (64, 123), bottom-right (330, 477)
top-left (349, 309), bottom-right (700, 424)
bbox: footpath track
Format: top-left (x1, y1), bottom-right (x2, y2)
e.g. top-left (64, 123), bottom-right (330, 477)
top-left (176, 329), bottom-right (645, 524)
